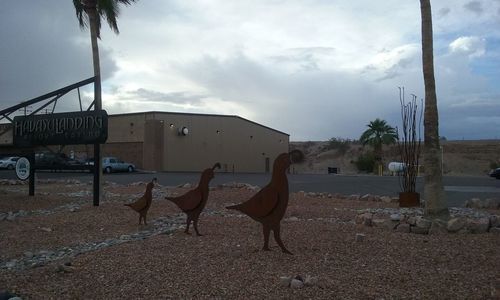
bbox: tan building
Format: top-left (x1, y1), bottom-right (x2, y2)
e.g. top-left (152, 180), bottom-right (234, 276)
top-left (102, 111), bottom-right (289, 173)
top-left (0, 111), bottom-right (289, 172)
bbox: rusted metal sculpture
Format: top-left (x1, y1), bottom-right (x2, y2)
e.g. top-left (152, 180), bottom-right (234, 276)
top-left (226, 150), bottom-right (304, 255)
top-left (165, 163), bottom-right (221, 236)
top-left (125, 178), bottom-right (157, 225)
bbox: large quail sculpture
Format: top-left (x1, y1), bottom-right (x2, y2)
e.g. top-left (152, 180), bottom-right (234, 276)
top-left (124, 178), bottom-right (157, 225)
top-left (166, 163), bottom-right (221, 236)
top-left (226, 150), bottom-right (303, 254)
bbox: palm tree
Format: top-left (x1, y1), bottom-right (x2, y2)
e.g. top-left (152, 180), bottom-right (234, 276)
top-left (420, 0), bottom-right (449, 218)
top-left (73, 0), bottom-right (136, 205)
top-left (359, 118), bottom-right (398, 174)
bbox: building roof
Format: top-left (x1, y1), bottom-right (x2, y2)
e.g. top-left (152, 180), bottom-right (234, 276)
top-left (109, 111), bottom-right (289, 136)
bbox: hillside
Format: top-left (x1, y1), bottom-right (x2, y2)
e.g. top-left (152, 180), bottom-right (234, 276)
top-left (290, 140), bottom-right (500, 176)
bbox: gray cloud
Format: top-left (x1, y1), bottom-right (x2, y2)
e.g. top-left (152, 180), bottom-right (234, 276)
top-left (0, 0), bottom-right (117, 113)
top-left (124, 88), bottom-right (208, 105)
top-left (464, 1), bottom-right (483, 15)
top-left (438, 7), bottom-right (451, 17)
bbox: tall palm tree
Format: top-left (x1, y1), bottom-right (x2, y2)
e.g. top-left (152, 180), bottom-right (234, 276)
top-left (359, 118), bottom-right (398, 174)
top-left (73, 0), bottom-right (136, 205)
top-left (420, 0), bottom-right (449, 218)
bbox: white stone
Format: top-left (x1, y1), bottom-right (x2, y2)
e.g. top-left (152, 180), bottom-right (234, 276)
top-left (288, 217), bottom-right (299, 222)
top-left (279, 276), bottom-right (292, 287)
top-left (447, 218), bottom-right (466, 233)
top-left (467, 217), bottom-right (490, 234)
top-left (290, 279), bottom-right (304, 289)
top-left (304, 275), bottom-right (318, 286)
top-left (390, 214), bottom-right (401, 221)
top-left (381, 196), bottom-right (392, 203)
top-left (415, 217), bottom-right (432, 229)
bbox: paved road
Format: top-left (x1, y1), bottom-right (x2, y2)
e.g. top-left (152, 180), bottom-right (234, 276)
top-left (1, 170), bottom-right (499, 207)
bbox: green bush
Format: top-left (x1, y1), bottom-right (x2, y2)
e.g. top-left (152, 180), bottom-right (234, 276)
top-left (324, 137), bottom-right (351, 155)
top-left (490, 161), bottom-right (500, 169)
top-left (355, 152), bottom-right (375, 172)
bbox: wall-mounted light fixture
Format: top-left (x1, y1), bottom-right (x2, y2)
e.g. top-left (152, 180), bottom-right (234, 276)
top-left (178, 126), bottom-right (189, 136)
top-left (169, 123), bottom-right (174, 128)
top-left (216, 130), bottom-right (221, 134)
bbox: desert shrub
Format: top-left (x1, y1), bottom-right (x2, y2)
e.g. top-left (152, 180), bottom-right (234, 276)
top-left (355, 152), bottom-right (375, 172)
top-left (324, 137), bottom-right (351, 155)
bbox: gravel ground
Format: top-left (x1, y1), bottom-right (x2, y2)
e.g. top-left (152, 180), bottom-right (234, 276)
top-left (1, 181), bottom-right (499, 299)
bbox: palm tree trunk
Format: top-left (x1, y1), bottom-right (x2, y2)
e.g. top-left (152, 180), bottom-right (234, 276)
top-left (420, 0), bottom-right (448, 218)
top-left (85, 2), bottom-right (103, 206)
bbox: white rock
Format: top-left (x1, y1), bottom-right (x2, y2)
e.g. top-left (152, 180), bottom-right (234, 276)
top-left (304, 275), bottom-right (318, 286)
top-left (415, 216), bottom-right (432, 229)
top-left (290, 279), bottom-right (304, 289)
top-left (288, 217), bottom-right (299, 222)
top-left (390, 214), bottom-right (401, 221)
top-left (467, 217), bottom-right (490, 234)
top-left (447, 218), bottom-right (466, 233)
top-left (40, 227), bottom-right (52, 232)
top-left (381, 196), bottom-right (392, 203)
top-left (279, 276), bottom-right (292, 287)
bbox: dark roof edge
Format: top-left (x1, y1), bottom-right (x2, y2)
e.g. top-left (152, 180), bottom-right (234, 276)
top-left (109, 111), bottom-right (290, 136)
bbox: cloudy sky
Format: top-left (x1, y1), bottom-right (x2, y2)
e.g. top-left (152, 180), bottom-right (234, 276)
top-left (1, 0), bottom-right (499, 141)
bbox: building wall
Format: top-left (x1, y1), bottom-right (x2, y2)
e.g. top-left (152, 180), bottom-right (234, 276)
top-left (107, 112), bottom-right (289, 173)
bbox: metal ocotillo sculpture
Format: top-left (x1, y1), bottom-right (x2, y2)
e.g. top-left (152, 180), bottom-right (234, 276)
top-left (125, 177), bottom-right (157, 225)
top-left (165, 163), bottom-right (221, 236)
top-left (226, 150), bottom-right (304, 255)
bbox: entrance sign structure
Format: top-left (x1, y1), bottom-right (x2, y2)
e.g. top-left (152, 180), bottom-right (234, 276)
top-left (0, 77), bottom-right (107, 205)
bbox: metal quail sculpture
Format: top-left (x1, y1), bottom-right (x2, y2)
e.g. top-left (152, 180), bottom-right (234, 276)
top-left (124, 178), bottom-right (157, 225)
top-left (165, 163), bottom-right (221, 236)
top-left (226, 150), bottom-right (304, 255)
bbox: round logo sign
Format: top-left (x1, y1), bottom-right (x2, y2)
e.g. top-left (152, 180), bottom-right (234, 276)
top-left (15, 157), bottom-right (30, 181)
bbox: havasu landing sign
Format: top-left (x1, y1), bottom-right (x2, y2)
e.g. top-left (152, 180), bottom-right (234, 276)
top-left (13, 110), bottom-right (108, 147)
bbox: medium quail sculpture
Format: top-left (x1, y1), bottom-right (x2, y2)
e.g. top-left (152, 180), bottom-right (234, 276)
top-left (165, 163), bottom-right (221, 236)
top-left (226, 150), bottom-right (303, 254)
top-left (124, 178), bottom-right (157, 225)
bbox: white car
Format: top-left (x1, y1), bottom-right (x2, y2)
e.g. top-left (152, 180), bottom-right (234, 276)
top-left (0, 156), bottom-right (20, 170)
top-left (102, 157), bottom-right (135, 173)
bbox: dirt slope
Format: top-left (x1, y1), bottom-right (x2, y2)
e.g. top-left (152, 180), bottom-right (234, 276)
top-left (290, 140), bottom-right (500, 176)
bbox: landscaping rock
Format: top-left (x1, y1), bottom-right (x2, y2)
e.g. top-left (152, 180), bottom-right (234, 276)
top-left (467, 217), bottom-right (490, 234)
top-left (290, 279), bottom-right (304, 289)
top-left (490, 215), bottom-right (499, 228)
top-left (390, 213), bottom-right (401, 221)
top-left (429, 220), bottom-right (448, 235)
top-left (279, 276), bottom-right (292, 287)
top-left (415, 216), bottom-right (432, 229)
top-left (372, 219), bottom-right (394, 230)
top-left (304, 275), bottom-right (318, 287)
top-left (355, 213), bottom-right (373, 226)
top-left (381, 196), bottom-right (392, 203)
top-left (447, 218), bottom-right (466, 233)
top-left (360, 194), bottom-right (374, 201)
top-left (395, 223), bottom-right (410, 233)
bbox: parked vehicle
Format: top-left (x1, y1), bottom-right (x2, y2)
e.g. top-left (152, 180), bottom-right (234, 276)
top-left (102, 157), bottom-right (135, 173)
top-left (35, 152), bottom-right (85, 171)
top-left (0, 156), bottom-right (20, 170)
top-left (489, 168), bottom-right (500, 179)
